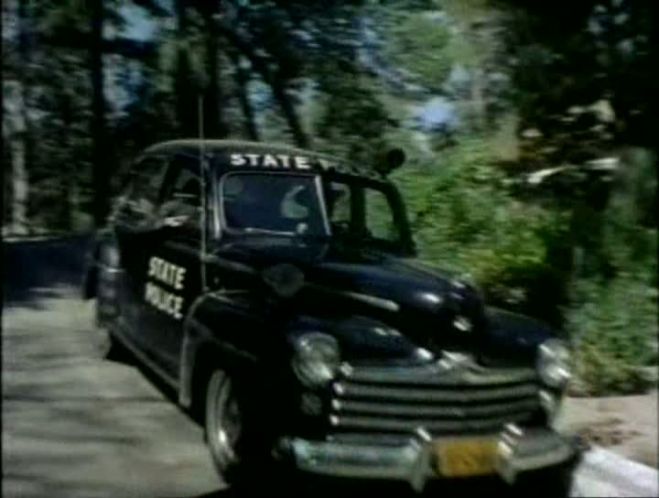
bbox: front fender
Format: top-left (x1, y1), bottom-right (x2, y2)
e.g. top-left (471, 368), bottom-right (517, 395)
top-left (480, 306), bottom-right (559, 365)
top-left (178, 291), bottom-right (263, 408)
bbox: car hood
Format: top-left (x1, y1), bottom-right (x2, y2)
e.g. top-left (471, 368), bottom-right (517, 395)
top-left (210, 235), bottom-right (553, 364)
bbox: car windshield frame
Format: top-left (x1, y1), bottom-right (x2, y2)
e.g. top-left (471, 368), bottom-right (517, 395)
top-left (217, 170), bottom-right (331, 237)
top-left (214, 168), bottom-right (415, 255)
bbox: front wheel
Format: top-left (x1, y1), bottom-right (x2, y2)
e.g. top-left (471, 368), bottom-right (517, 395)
top-left (205, 370), bottom-right (245, 478)
top-left (205, 368), bottom-right (279, 491)
top-left (205, 368), bottom-right (291, 493)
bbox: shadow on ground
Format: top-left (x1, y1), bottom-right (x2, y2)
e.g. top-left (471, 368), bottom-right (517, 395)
top-left (166, 472), bottom-right (515, 498)
top-left (3, 233), bottom-right (93, 308)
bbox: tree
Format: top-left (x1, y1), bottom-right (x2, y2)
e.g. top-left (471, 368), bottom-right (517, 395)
top-left (2, 0), bottom-right (32, 235)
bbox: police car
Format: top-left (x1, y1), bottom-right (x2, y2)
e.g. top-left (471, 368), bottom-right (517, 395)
top-left (85, 140), bottom-right (582, 494)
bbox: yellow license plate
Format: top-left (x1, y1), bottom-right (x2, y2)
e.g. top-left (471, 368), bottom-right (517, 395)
top-left (435, 439), bottom-right (498, 477)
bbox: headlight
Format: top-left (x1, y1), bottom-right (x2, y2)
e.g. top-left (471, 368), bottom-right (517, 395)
top-left (537, 339), bottom-right (572, 388)
top-left (292, 333), bottom-right (341, 387)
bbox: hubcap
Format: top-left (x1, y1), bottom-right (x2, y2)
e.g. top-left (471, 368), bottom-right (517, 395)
top-left (207, 372), bottom-right (243, 467)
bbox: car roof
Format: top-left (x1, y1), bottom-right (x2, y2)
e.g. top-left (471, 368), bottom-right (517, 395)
top-left (142, 139), bottom-right (386, 181)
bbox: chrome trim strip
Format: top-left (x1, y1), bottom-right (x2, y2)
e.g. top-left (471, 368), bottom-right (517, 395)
top-left (315, 173), bottom-right (332, 236)
top-left (334, 383), bottom-right (538, 402)
top-left (338, 290), bottom-right (400, 312)
top-left (98, 264), bottom-right (123, 274)
top-left (343, 361), bottom-right (537, 385)
top-left (334, 398), bottom-right (539, 418)
top-left (330, 413), bottom-right (532, 433)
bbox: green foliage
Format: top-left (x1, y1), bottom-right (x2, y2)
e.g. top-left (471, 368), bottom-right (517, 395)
top-left (384, 12), bottom-right (453, 89)
top-left (565, 149), bottom-right (658, 394)
top-left (315, 64), bottom-right (391, 167)
top-left (395, 136), bottom-right (570, 322)
top-left (568, 274), bottom-right (657, 395)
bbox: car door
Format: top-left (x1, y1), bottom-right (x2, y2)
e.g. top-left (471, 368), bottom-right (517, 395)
top-left (113, 155), bottom-right (169, 352)
top-left (139, 154), bottom-right (204, 380)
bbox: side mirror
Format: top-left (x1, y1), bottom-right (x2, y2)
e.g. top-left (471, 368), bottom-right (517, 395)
top-left (374, 148), bottom-right (406, 176)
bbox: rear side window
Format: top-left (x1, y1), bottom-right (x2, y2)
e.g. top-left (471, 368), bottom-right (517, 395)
top-left (365, 188), bottom-right (397, 242)
top-left (158, 156), bottom-right (203, 237)
top-left (120, 156), bottom-right (167, 224)
top-left (326, 179), bottom-right (401, 245)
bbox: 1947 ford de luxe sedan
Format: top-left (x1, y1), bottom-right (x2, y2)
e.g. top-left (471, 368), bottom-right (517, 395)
top-left (84, 140), bottom-right (582, 495)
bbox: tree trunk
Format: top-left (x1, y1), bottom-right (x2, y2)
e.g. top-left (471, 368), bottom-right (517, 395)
top-left (4, 0), bottom-right (30, 235)
top-left (229, 51), bottom-right (260, 140)
top-left (90, 0), bottom-right (108, 227)
top-left (201, 2), bottom-right (228, 138)
top-left (216, 22), bottom-right (310, 147)
top-left (174, 0), bottom-right (196, 136)
top-left (272, 75), bottom-right (309, 148)
top-left (470, 66), bottom-right (486, 131)
top-left (4, 81), bottom-right (29, 236)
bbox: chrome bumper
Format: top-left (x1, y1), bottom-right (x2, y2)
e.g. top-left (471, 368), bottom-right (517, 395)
top-left (281, 425), bottom-right (582, 492)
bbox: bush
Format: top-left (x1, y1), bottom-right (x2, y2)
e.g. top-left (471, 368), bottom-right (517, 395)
top-left (394, 136), bottom-right (569, 325)
top-left (567, 274), bottom-right (657, 395)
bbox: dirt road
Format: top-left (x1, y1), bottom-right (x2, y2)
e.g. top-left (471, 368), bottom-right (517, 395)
top-left (2, 290), bottom-right (223, 498)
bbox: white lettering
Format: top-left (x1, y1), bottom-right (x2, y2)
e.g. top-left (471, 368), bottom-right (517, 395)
top-left (144, 281), bottom-right (157, 301)
top-left (165, 262), bottom-right (176, 285)
top-left (295, 156), bottom-right (311, 170)
top-left (144, 281), bottom-right (185, 320)
top-left (148, 257), bottom-right (158, 277)
top-left (230, 153), bottom-right (246, 166)
top-left (263, 154), bottom-right (279, 167)
top-left (174, 267), bottom-right (186, 291)
top-left (277, 155), bottom-right (291, 168)
top-left (172, 295), bottom-right (183, 320)
top-left (245, 153), bottom-right (260, 166)
top-left (146, 256), bottom-right (186, 289)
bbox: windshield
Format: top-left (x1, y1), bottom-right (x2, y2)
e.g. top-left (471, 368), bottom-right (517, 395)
top-left (221, 173), bottom-right (328, 235)
top-left (219, 171), bottom-right (408, 251)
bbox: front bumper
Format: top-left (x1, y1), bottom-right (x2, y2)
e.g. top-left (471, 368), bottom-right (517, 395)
top-left (280, 425), bottom-right (583, 492)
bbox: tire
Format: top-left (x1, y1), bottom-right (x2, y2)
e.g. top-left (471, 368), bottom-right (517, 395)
top-left (205, 368), bottom-right (293, 493)
top-left (205, 369), bottom-right (259, 488)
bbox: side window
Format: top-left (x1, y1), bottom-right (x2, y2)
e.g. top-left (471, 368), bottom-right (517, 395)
top-left (121, 156), bottom-right (167, 224)
top-left (327, 182), bottom-right (353, 234)
top-left (365, 188), bottom-right (398, 242)
top-left (158, 156), bottom-right (202, 236)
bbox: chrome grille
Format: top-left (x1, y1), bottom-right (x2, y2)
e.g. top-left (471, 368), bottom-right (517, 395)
top-left (328, 361), bottom-right (540, 438)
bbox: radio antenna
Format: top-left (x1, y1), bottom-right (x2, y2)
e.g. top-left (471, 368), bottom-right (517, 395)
top-left (198, 95), bottom-right (208, 291)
